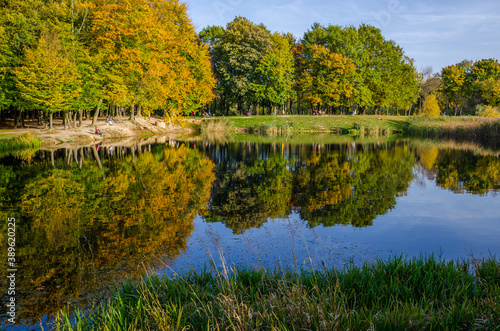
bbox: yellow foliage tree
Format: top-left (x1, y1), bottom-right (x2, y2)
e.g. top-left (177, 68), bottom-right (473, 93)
top-left (81, 0), bottom-right (214, 120)
top-left (422, 93), bottom-right (441, 118)
top-left (14, 33), bottom-right (81, 129)
top-left (299, 44), bottom-right (356, 111)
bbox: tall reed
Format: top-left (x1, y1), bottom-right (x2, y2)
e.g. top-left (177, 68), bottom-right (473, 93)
top-left (54, 255), bottom-right (500, 330)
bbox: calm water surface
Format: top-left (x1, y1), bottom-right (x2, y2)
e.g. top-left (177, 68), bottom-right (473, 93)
top-left (1, 135), bottom-right (499, 329)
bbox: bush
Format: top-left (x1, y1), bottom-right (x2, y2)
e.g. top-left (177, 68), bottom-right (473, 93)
top-left (475, 104), bottom-right (500, 118)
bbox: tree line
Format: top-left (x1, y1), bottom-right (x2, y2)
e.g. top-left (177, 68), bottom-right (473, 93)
top-left (420, 59), bottom-right (500, 118)
top-left (201, 18), bottom-right (500, 118)
top-left (1, 1), bottom-right (499, 129)
top-left (200, 19), bottom-right (420, 116)
top-left (0, 0), bottom-right (214, 129)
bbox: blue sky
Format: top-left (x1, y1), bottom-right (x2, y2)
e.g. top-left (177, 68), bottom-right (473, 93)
top-left (186, 0), bottom-right (500, 73)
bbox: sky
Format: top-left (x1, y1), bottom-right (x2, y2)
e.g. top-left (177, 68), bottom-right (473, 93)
top-left (186, 0), bottom-right (500, 73)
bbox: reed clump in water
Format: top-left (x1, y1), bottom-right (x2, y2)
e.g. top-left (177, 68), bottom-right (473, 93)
top-left (0, 132), bottom-right (41, 150)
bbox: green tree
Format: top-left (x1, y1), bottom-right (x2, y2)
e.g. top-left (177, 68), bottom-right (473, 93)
top-left (302, 23), bottom-right (418, 115)
top-left (209, 16), bottom-right (272, 114)
top-left (249, 33), bottom-right (296, 115)
top-left (0, 0), bottom-right (66, 126)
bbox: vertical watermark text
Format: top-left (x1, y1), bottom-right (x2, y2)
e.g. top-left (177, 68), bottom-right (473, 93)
top-left (6, 217), bottom-right (17, 324)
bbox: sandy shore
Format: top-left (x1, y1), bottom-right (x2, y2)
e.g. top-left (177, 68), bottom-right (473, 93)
top-left (0, 115), bottom-right (192, 147)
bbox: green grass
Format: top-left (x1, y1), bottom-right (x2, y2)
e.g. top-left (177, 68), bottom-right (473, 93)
top-left (0, 132), bottom-right (42, 150)
top-left (221, 115), bottom-right (406, 136)
top-left (54, 255), bottom-right (500, 330)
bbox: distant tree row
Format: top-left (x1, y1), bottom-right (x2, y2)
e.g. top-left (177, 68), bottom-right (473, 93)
top-left (0, 0), bottom-right (214, 129)
top-left (419, 59), bottom-right (500, 118)
top-left (2, 2), bottom-right (498, 127)
top-left (200, 18), bottom-right (420, 116)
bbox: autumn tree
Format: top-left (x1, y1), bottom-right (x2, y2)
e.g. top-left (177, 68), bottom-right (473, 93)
top-left (14, 33), bottom-right (81, 129)
top-left (80, 0), bottom-right (214, 121)
top-left (422, 93), bottom-right (441, 118)
top-left (481, 78), bottom-right (500, 108)
top-left (298, 44), bottom-right (355, 112)
top-left (418, 68), bottom-right (443, 115)
top-left (441, 60), bottom-right (472, 115)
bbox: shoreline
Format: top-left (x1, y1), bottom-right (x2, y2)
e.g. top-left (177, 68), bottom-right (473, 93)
top-left (1, 115), bottom-right (499, 149)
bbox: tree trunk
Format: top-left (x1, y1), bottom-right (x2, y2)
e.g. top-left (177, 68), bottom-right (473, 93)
top-left (130, 104), bottom-right (135, 121)
top-left (21, 110), bottom-right (26, 128)
top-left (91, 145), bottom-right (102, 169)
top-left (92, 99), bottom-right (103, 126)
top-left (79, 147), bottom-right (83, 168)
top-left (49, 112), bottom-right (53, 130)
top-left (78, 109), bottom-right (83, 127)
top-left (63, 111), bottom-right (67, 129)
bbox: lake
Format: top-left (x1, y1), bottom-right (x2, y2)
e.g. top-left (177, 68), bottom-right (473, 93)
top-left (1, 134), bottom-right (499, 329)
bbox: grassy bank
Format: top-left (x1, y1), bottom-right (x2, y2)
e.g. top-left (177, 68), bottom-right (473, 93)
top-left (198, 115), bottom-right (500, 139)
top-left (55, 255), bottom-right (500, 330)
top-left (210, 115), bottom-right (407, 135)
top-left (406, 116), bottom-right (500, 140)
top-left (0, 132), bottom-right (42, 150)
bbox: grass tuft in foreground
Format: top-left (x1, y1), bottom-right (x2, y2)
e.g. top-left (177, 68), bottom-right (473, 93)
top-left (54, 255), bottom-right (500, 330)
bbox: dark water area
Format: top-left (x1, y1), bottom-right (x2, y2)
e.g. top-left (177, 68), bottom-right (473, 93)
top-left (1, 135), bottom-right (499, 329)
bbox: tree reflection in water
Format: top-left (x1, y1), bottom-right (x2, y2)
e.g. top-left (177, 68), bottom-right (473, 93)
top-left (0, 137), bottom-right (498, 327)
top-left (0, 144), bottom-right (215, 324)
top-left (202, 141), bottom-right (415, 232)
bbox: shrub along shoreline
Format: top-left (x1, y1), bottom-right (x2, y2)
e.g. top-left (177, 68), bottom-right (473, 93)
top-left (0, 132), bottom-right (41, 150)
top-left (55, 255), bottom-right (500, 330)
top-left (196, 115), bottom-right (500, 140)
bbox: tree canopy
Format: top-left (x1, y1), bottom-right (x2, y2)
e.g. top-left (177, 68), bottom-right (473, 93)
top-left (0, 0), bottom-right (214, 127)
